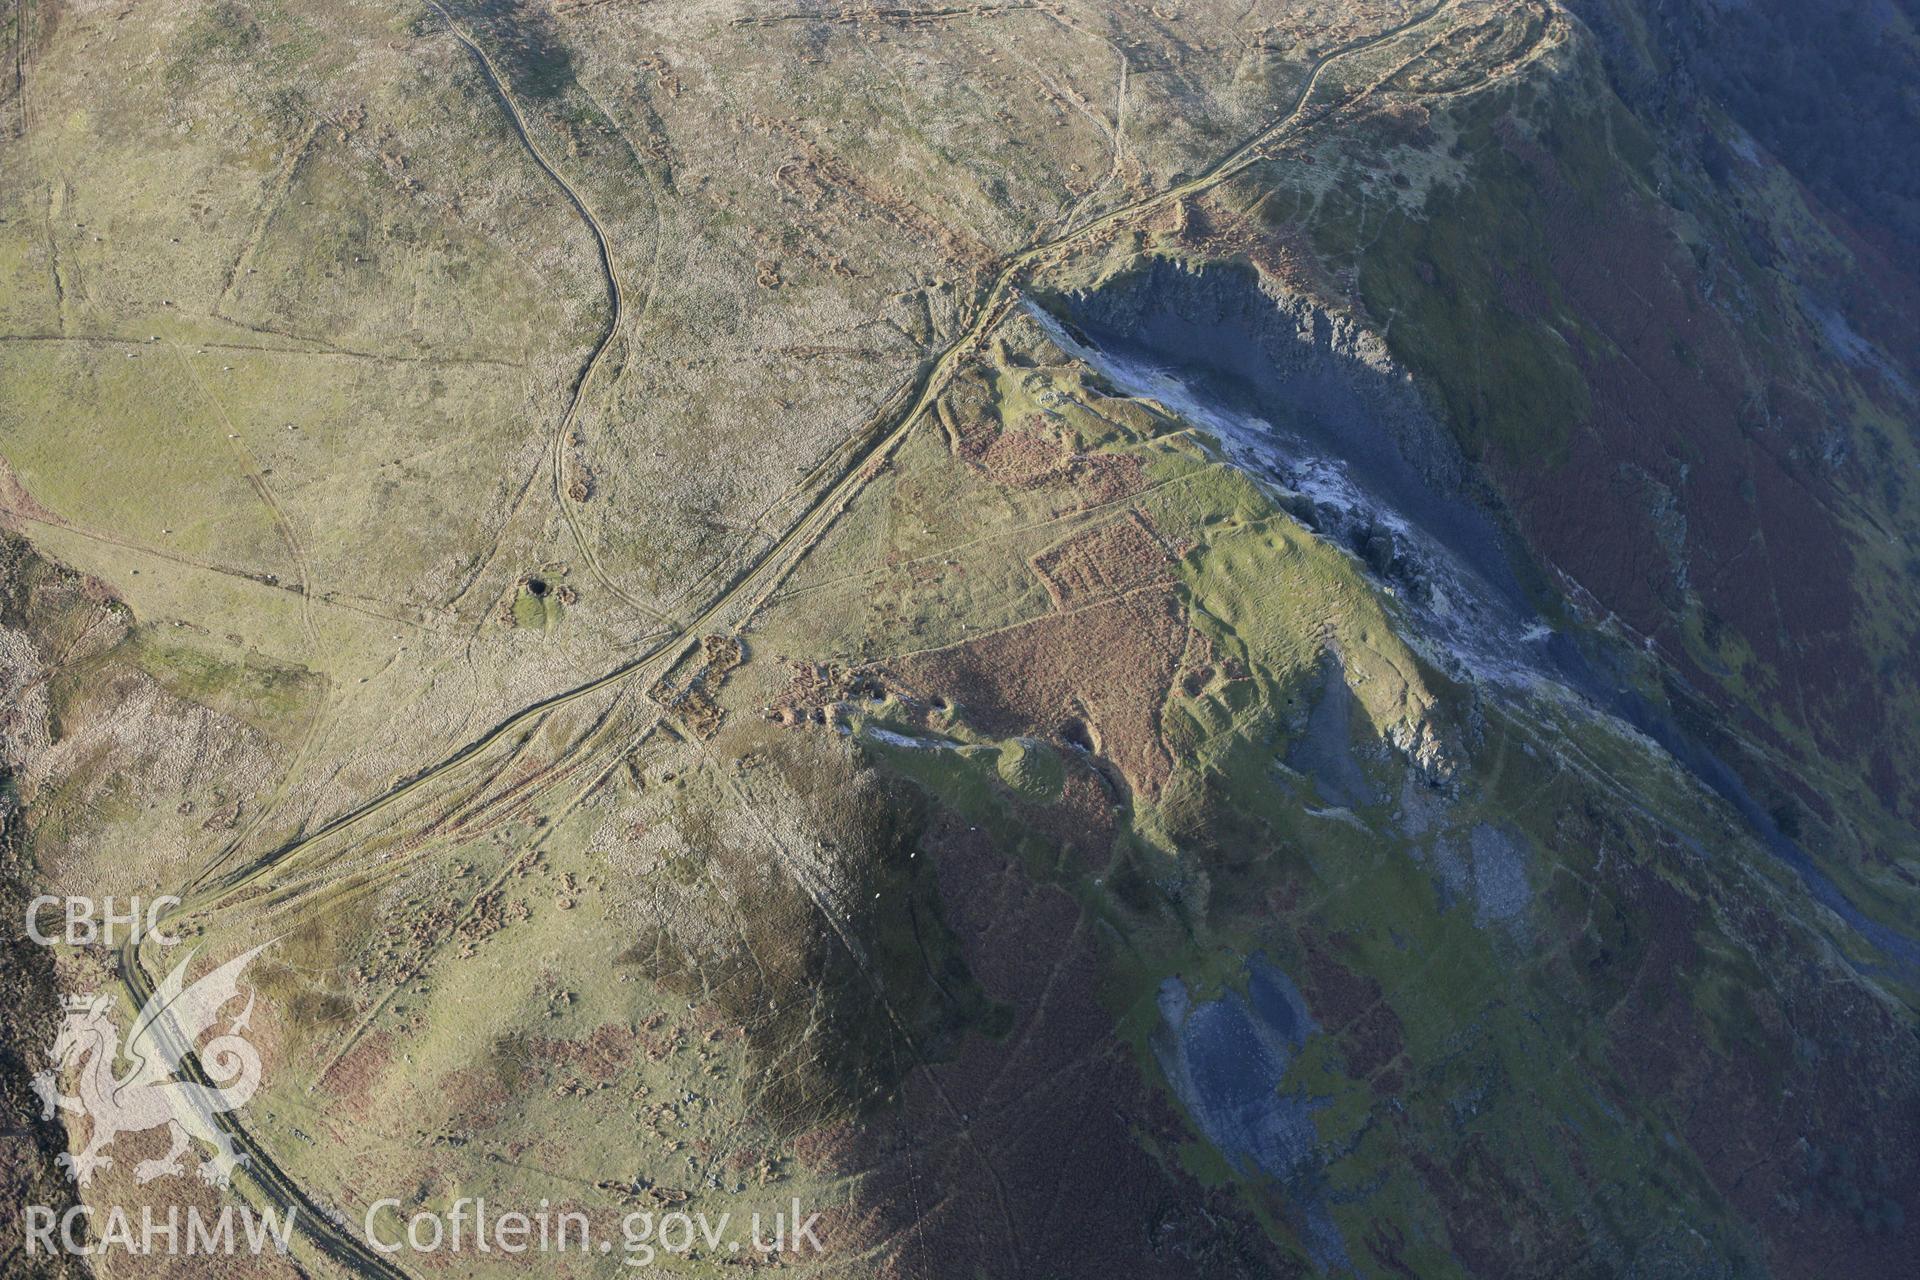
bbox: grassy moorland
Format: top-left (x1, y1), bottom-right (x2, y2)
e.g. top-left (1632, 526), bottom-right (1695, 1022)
top-left (4, 1), bottom-right (1917, 1276)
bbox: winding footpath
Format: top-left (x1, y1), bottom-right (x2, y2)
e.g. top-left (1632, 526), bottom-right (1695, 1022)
top-left (431, 1), bottom-right (658, 623)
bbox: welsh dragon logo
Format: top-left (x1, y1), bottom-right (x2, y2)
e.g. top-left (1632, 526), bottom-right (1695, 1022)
top-left (32, 943), bottom-right (271, 1187)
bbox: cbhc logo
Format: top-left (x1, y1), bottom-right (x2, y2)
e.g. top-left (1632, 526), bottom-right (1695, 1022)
top-left (25, 896), bottom-right (182, 947)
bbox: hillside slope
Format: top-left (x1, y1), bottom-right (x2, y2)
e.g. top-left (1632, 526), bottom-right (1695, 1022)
top-left (1, 2), bottom-right (1913, 1277)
